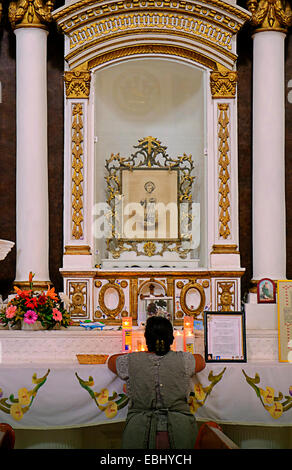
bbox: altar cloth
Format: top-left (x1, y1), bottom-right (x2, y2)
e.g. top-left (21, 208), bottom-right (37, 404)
top-left (0, 361), bottom-right (291, 429)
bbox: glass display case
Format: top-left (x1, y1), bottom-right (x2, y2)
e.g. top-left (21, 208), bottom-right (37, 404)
top-left (144, 297), bottom-right (173, 324)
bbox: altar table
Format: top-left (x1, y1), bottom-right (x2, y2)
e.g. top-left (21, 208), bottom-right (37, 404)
top-left (0, 361), bottom-right (291, 430)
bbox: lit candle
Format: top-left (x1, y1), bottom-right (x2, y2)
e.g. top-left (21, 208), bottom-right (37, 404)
top-left (122, 317), bottom-right (132, 352)
top-left (183, 316), bottom-right (194, 352)
top-left (185, 331), bottom-right (194, 353)
top-left (174, 331), bottom-right (184, 351)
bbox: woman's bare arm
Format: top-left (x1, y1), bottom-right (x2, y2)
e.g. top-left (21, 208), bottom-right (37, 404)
top-left (194, 354), bottom-right (206, 373)
top-left (107, 353), bottom-right (125, 374)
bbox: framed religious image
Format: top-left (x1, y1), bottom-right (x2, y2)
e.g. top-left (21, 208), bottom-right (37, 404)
top-left (204, 311), bottom-right (247, 363)
top-left (105, 137), bottom-right (195, 259)
top-left (121, 168), bottom-right (179, 240)
top-left (257, 278), bottom-right (276, 304)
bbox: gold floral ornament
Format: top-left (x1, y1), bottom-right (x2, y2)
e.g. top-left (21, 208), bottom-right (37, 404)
top-left (9, 0), bottom-right (55, 29)
top-left (247, 0), bottom-right (292, 32)
top-left (189, 368), bottom-right (226, 414)
top-left (0, 370), bottom-right (50, 421)
top-left (75, 373), bottom-right (129, 419)
top-left (243, 370), bottom-right (292, 419)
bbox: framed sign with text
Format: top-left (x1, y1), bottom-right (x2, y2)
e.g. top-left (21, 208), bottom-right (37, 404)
top-left (204, 311), bottom-right (247, 363)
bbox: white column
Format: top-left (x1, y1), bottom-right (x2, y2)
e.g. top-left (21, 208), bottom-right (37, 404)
top-left (252, 31), bottom-right (286, 281)
top-left (15, 27), bottom-right (50, 283)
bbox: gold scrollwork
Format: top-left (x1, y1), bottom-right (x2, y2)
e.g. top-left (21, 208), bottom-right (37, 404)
top-left (218, 103), bottom-right (231, 240)
top-left (176, 310), bottom-right (184, 318)
top-left (9, 0), bottom-right (54, 29)
top-left (64, 69), bottom-right (91, 99)
top-left (210, 69), bottom-right (237, 99)
top-left (217, 281), bottom-right (235, 311)
top-left (87, 45), bottom-right (218, 72)
top-left (98, 280), bottom-right (125, 320)
top-left (69, 282), bottom-right (88, 317)
top-left (106, 137), bottom-right (195, 259)
top-left (71, 103), bottom-right (84, 240)
top-left (247, 0), bottom-right (292, 32)
top-left (176, 281), bottom-right (185, 289)
top-left (180, 281), bottom-right (206, 318)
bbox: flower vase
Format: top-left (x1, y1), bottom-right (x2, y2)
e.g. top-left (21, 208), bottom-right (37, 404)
top-left (21, 320), bottom-right (44, 331)
top-left (8, 320), bottom-right (21, 330)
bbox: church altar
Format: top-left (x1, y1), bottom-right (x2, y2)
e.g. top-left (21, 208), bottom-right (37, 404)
top-left (2, 0), bottom-right (292, 450)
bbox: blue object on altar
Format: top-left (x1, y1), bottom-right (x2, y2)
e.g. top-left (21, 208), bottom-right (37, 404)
top-left (79, 321), bottom-right (106, 330)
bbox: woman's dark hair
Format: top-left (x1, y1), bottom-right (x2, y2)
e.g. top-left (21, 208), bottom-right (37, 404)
top-left (144, 316), bottom-right (174, 356)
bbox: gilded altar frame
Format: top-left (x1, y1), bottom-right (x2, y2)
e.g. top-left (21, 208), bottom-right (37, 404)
top-left (105, 136), bottom-right (195, 259)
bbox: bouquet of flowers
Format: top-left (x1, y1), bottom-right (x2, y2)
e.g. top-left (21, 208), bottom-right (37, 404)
top-left (0, 273), bottom-right (72, 330)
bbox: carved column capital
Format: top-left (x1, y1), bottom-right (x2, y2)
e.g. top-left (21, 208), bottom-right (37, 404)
top-left (8, 0), bottom-right (54, 30)
top-left (210, 68), bottom-right (238, 99)
top-left (64, 68), bottom-right (91, 99)
top-left (247, 0), bottom-right (292, 33)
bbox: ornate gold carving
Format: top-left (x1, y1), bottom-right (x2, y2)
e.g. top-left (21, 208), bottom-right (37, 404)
top-left (69, 281), bottom-right (88, 317)
top-left (247, 0), bottom-right (292, 32)
top-left (210, 68), bottom-right (237, 99)
top-left (53, 0), bottom-right (250, 25)
top-left (9, 0), bottom-right (54, 29)
top-left (64, 245), bottom-right (91, 255)
top-left (217, 281), bottom-right (235, 311)
top-left (218, 103), bottom-right (231, 240)
top-left (53, 0), bottom-right (250, 71)
top-left (53, 0), bottom-right (249, 53)
top-left (98, 280), bottom-right (125, 322)
top-left (138, 278), bottom-right (167, 297)
top-left (202, 280), bottom-right (210, 288)
top-left (176, 281), bottom-right (185, 289)
top-left (176, 310), bottom-right (184, 318)
top-left (106, 136), bottom-right (194, 259)
top-left (87, 45), bottom-right (218, 72)
top-left (120, 280), bottom-right (128, 288)
top-left (71, 103), bottom-right (84, 240)
top-left (143, 242), bottom-right (156, 257)
top-left (64, 69), bottom-right (91, 99)
top-left (180, 280), bottom-right (206, 318)
top-left (95, 280), bottom-right (102, 288)
top-left (0, 3), bottom-right (2, 22)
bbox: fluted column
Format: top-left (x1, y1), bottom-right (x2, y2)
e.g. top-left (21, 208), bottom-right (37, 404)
top-left (248, 0), bottom-right (292, 283)
top-left (9, 0), bottom-right (54, 287)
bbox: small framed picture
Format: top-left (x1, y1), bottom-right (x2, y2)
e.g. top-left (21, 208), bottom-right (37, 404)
top-left (257, 278), bottom-right (276, 304)
top-left (204, 311), bottom-right (247, 363)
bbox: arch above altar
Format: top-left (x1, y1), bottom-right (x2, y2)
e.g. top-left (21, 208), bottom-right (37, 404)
top-left (52, 0), bottom-right (250, 325)
top-left (53, 0), bottom-right (249, 71)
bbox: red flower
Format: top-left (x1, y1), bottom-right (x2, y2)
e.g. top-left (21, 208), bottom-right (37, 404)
top-left (25, 297), bottom-right (38, 309)
top-left (38, 295), bottom-right (47, 305)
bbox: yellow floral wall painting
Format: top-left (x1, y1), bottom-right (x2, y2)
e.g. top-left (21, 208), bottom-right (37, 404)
top-left (243, 370), bottom-right (292, 419)
top-left (75, 373), bottom-right (129, 419)
top-left (0, 370), bottom-right (50, 421)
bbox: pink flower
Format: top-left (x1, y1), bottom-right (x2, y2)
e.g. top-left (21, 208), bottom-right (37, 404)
top-left (52, 308), bottom-right (62, 322)
top-left (24, 310), bottom-right (38, 324)
top-left (6, 305), bottom-right (17, 319)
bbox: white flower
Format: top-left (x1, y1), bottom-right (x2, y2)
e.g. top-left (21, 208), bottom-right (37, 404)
top-left (59, 292), bottom-right (72, 309)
